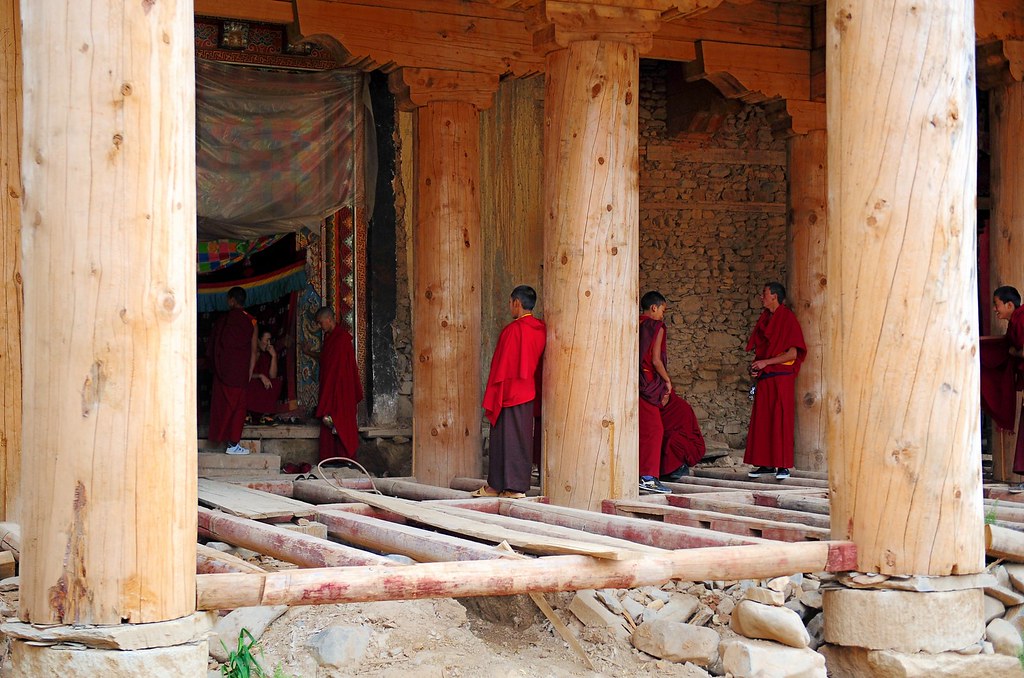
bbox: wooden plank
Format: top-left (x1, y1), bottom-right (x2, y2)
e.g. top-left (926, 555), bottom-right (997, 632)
top-left (294, 478), bottom-right (471, 503)
top-left (198, 479), bottom-right (316, 520)
top-left (194, 0), bottom-right (294, 24)
top-left (198, 507), bottom-right (395, 568)
top-left (669, 494), bottom-right (831, 529)
top-left (604, 499), bottom-right (830, 542)
top-left (760, 493), bottom-right (831, 515)
top-left (196, 540), bottom-right (856, 610)
top-left (317, 487), bottom-right (635, 560)
top-left (501, 499), bottom-right (767, 548)
top-left (315, 508), bottom-right (507, 562)
top-left (0, 0), bottom-right (22, 524)
top-left (691, 468), bottom-right (829, 489)
top-left (196, 544), bottom-right (266, 574)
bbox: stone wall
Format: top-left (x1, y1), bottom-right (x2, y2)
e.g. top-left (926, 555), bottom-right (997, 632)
top-left (638, 60), bottom-right (789, 449)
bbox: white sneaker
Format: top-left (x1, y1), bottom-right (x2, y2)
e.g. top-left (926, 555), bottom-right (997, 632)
top-left (225, 443), bottom-right (249, 455)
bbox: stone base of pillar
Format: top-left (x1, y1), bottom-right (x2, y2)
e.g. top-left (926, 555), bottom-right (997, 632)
top-left (823, 588), bottom-right (983, 653)
top-left (8, 639), bottom-right (209, 677)
top-left (819, 644), bottom-right (1022, 677)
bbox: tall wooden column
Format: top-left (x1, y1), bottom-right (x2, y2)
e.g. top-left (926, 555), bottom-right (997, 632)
top-left (541, 40), bottom-right (640, 510)
top-left (14, 1), bottom-right (205, 674)
top-left (988, 78), bottom-right (1024, 481)
top-left (826, 0), bottom-right (981, 577)
top-left (390, 69), bottom-right (497, 487)
top-left (0, 0), bottom-right (22, 522)
top-left (787, 128), bottom-right (827, 472)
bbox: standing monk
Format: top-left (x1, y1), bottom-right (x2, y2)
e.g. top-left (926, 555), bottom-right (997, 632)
top-left (744, 282), bottom-right (806, 480)
top-left (209, 286), bottom-right (257, 455)
top-left (309, 307), bottom-right (363, 461)
top-left (981, 286), bottom-right (1024, 483)
top-left (474, 286), bottom-right (546, 499)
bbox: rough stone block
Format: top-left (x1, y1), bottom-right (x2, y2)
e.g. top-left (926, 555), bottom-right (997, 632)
top-left (631, 620), bottom-right (719, 666)
top-left (819, 644), bottom-right (1023, 678)
top-left (210, 605), bottom-right (288, 663)
top-left (568, 590), bottom-right (629, 633)
top-left (743, 586), bottom-right (785, 606)
top-left (986, 618), bottom-right (1024, 658)
top-left (11, 639), bottom-right (208, 676)
top-left (823, 588), bottom-right (983, 653)
top-left (720, 637), bottom-right (826, 678)
top-left (731, 599), bottom-right (809, 648)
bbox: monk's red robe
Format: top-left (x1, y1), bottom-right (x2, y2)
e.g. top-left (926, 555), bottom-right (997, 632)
top-left (639, 315), bottom-right (668, 477)
top-left (483, 314), bottom-right (546, 492)
top-left (208, 307), bottom-right (256, 444)
top-left (316, 325), bottom-right (363, 461)
top-left (744, 304), bottom-right (806, 469)
top-left (247, 352), bottom-right (283, 414)
top-left (660, 393), bottom-right (706, 474)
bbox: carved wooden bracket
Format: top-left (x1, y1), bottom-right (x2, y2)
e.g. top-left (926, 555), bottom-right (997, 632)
top-left (764, 99), bottom-right (826, 139)
top-left (977, 40), bottom-right (1024, 91)
top-left (685, 40), bottom-right (810, 104)
top-left (388, 68), bottom-right (500, 112)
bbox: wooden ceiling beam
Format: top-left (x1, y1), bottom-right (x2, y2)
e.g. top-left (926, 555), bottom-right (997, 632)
top-left (194, 0), bottom-right (295, 24)
top-left (388, 68), bottom-right (500, 110)
top-left (685, 39), bottom-right (810, 103)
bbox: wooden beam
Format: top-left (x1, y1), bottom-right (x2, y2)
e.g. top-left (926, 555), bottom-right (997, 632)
top-left (196, 540), bottom-right (857, 610)
top-left (390, 68), bottom-right (499, 111)
top-left (19, 0), bottom-right (197, 625)
top-left (196, 544), bottom-right (266, 574)
top-left (198, 479), bottom-right (316, 520)
top-left (198, 507), bottom-right (395, 567)
top-left (541, 40), bottom-right (639, 511)
top-left (976, 0), bottom-right (1024, 43)
top-left (686, 40), bottom-right (810, 103)
top-left (0, 0), bottom-right (21, 524)
top-left (692, 468), bottom-right (828, 489)
top-left (827, 0), bottom-right (983, 575)
top-left (193, 0), bottom-right (295, 24)
top-left (668, 494), bottom-right (831, 529)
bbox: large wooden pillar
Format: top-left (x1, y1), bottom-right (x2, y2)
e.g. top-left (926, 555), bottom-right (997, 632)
top-left (786, 127), bottom-right (827, 472)
top-left (0, 0), bottom-right (22, 522)
top-left (13, 1), bottom-right (205, 674)
top-left (822, 0), bottom-right (984, 668)
top-left (541, 38), bottom-right (641, 510)
top-left (390, 68), bottom-right (497, 487)
top-left (986, 62), bottom-right (1024, 481)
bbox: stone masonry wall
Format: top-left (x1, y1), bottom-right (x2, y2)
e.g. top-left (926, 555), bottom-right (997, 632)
top-left (639, 60), bottom-right (788, 449)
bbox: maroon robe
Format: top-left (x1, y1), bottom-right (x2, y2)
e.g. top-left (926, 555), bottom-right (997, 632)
top-left (247, 352), bottom-right (283, 414)
top-left (483, 314), bottom-right (546, 492)
top-left (208, 307), bottom-right (256, 444)
top-left (316, 325), bottom-right (363, 461)
top-left (744, 304), bottom-right (807, 469)
top-left (639, 315), bottom-right (668, 477)
top-left (660, 393), bottom-right (706, 474)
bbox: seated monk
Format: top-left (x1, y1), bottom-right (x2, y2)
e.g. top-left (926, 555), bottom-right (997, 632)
top-left (246, 329), bottom-right (283, 425)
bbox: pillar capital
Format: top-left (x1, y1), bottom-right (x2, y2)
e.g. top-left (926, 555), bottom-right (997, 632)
top-left (764, 99), bottom-right (825, 139)
top-left (491, 0), bottom-right (723, 53)
top-left (388, 68), bottom-right (500, 112)
top-left (977, 40), bottom-right (1024, 91)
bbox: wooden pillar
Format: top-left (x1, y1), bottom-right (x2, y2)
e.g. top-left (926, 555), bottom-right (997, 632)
top-left (988, 80), bottom-right (1024, 482)
top-left (15, 1), bottom-right (204, 674)
top-left (0, 0), bottom-right (22, 523)
top-left (541, 40), bottom-right (640, 510)
top-left (825, 0), bottom-right (982, 575)
top-left (390, 69), bottom-right (497, 487)
top-left (787, 128), bottom-right (827, 472)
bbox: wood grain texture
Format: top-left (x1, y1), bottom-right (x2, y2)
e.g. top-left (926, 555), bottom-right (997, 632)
top-left (826, 0), bottom-right (983, 575)
top-left (541, 41), bottom-right (639, 511)
top-left (988, 82), bottom-right (1024, 482)
top-left (480, 76), bottom-right (545, 401)
top-left (413, 101), bottom-right (484, 486)
top-left (787, 130), bottom-right (827, 472)
top-left (19, 0), bottom-right (197, 623)
top-left (0, 0), bottom-right (21, 524)
top-left (193, 0), bottom-right (295, 24)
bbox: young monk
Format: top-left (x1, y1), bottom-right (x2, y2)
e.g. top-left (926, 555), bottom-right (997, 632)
top-left (475, 286), bottom-right (546, 499)
top-left (744, 282), bottom-right (806, 480)
top-left (981, 286), bottom-right (1024, 482)
top-left (305, 307), bottom-right (363, 461)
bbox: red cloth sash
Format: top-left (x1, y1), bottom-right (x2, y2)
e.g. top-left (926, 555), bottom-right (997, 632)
top-left (483, 315), bottom-right (546, 426)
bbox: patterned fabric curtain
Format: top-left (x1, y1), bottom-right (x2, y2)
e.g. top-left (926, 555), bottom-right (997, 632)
top-left (196, 59), bottom-right (359, 240)
top-left (197, 234), bottom-right (284, 274)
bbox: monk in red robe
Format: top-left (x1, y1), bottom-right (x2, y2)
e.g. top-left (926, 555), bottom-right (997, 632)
top-left (246, 330), bottom-right (283, 424)
top-left (744, 282), bottom-right (806, 480)
top-left (981, 286), bottom-right (1024, 479)
top-left (208, 286), bottom-right (257, 455)
top-left (474, 286), bottom-right (546, 498)
top-left (639, 291), bottom-right (706, 495)
top-left (309, 307), bottom-right (363, 461)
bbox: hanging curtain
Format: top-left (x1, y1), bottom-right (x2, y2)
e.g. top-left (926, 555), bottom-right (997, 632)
top-left (197, 260), bottom-right (307, 313)
top-left (196, 59), bottom-right (359, 240)
top-left (197, 234), bottom-right (285, 274)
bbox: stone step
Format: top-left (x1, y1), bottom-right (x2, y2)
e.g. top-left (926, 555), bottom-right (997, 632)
top-left (198, 452), bottom-right (281, 474)
top-left (198, 439), bottom-right (261, 454)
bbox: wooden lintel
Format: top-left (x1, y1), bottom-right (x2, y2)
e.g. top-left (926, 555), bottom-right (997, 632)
top-left (686, 40), bottom-right (810, 103)
top-left (194, 0), bottom-right (295, 24)
top-left (977, 40), bottom-right (1024, 90)
top-left (388, 67), bottom-right (500, 111)
top-left (195, 540), bottom-right (856, 610)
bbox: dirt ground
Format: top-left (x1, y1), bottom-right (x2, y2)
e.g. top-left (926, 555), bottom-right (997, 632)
top-left (245, 595), bottom-right (715, 678)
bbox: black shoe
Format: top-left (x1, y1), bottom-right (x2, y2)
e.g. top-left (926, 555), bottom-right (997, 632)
top-left (747, 466), bottom-right (775, 478)
top-left (660, 465), bottom-right (690, 482)
top-left (639, 476), bottom-right (672, 495)
top-left (775, 468), bottom-right (791, 480)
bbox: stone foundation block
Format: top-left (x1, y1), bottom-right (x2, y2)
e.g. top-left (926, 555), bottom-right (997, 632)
top-left (823, 588), bottom-right (983, 653)
top-left (11, 639), bottom-right (209, 677)
top-left (819, 644), bottom-right (1023, 678)
top-left (720, 637), bottom-right (825, 678)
